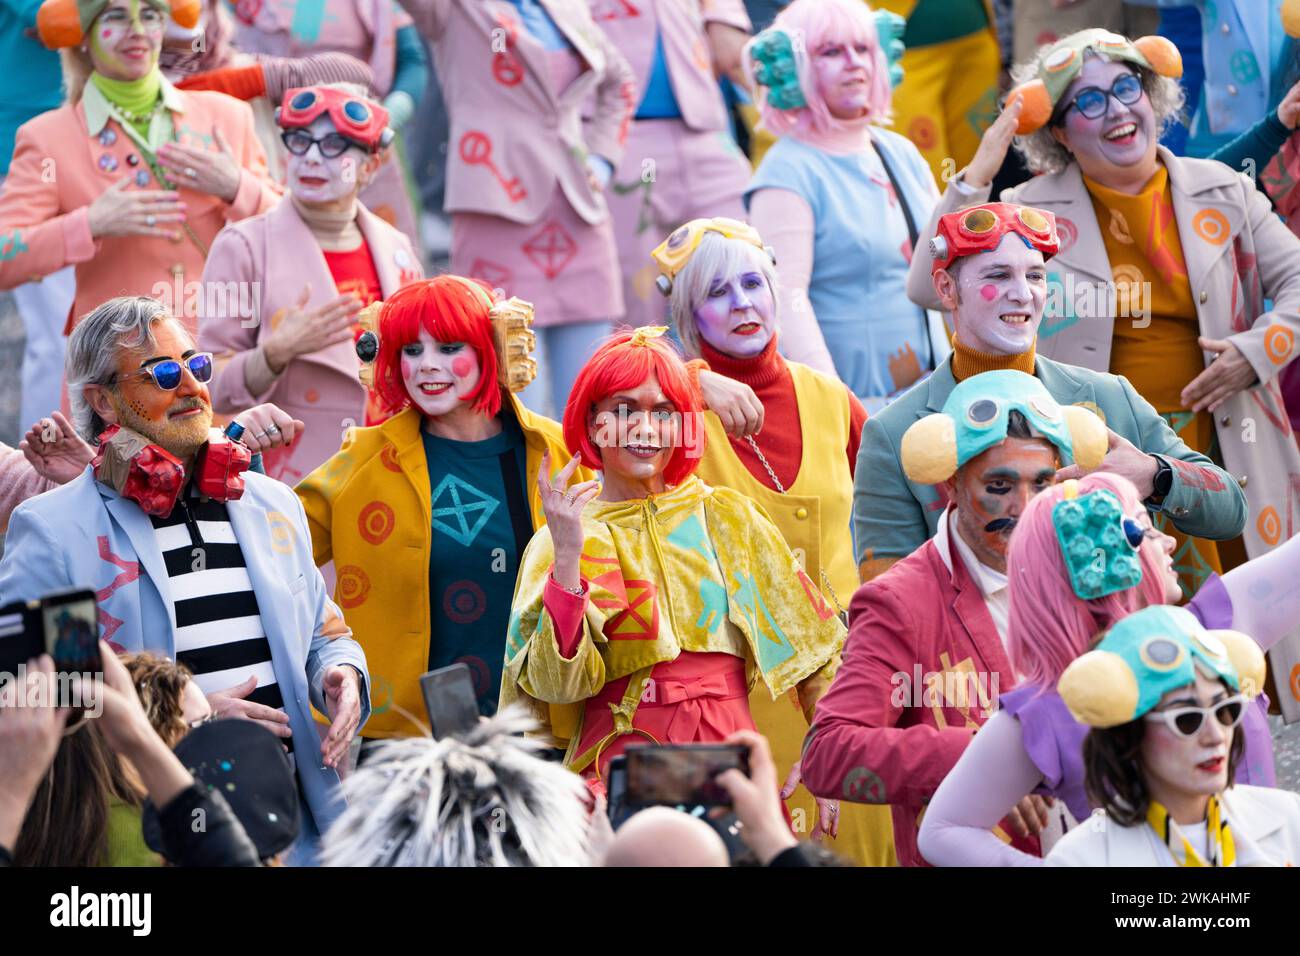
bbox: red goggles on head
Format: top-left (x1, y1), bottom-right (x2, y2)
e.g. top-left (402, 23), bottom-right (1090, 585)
top-left (929, 202), bottom-right (1059, 273)
top-left (276, 86), bottom-right (393, 152)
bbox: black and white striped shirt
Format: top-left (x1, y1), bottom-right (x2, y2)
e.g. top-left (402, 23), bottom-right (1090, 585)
top-left (150, 494), bottom-right (287, 727)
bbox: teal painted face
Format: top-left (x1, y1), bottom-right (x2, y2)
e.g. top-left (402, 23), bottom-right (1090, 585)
top-left (943, 370), bottom-right (1076, 470)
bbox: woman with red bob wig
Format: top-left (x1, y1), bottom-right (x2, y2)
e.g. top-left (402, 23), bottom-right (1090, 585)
top-left (501, 326), bottom-right (847, 787)
top-left (296, 275), bottom-right (590, 745)
top-left (919, 472), bottom-right (1286, 867)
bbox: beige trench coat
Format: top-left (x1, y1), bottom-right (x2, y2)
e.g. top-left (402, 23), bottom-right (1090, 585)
top-left (907, 147), bottom-right (1300, 719)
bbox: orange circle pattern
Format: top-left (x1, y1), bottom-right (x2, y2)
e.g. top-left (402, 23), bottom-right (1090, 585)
top-left (908, 116), bottom-right (938, 151)
top-left (358, 500), bottom-right (395, 546)
top-left (337, 565), bottom-right (371, 609)
top-left (1191, 209), bottom-right (1230, 245)
top-left (1291, 664), bottom-right (1300, 703)
top-left (1264, 324), bottom-right (1295, 366)
top-left (1257, 505), bottom-right (1281, 546)
top-left (380, 445), bottom-right (403, 472)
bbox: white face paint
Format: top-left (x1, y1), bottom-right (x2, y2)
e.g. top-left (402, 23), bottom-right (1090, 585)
top-left (286, 114), bottom-right (366, 206)
top-left (400, 327), bottom-right (481, 419)
top-left (1141, 672), bottom-right (1235, 816)
top-left (949, 235), bottom-right (1048, 356)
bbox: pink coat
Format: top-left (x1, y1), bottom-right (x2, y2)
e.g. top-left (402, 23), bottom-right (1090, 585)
top-left (198, 198), bottom-right (422, 485)
top-left (397, 0), bottom-right (636, 225)
top-left (0, 445), bottom-right (56, 534)
top-left (0, 90), bottom-right (280, 334)
top-left (590, 0), bottom-right (749, 133)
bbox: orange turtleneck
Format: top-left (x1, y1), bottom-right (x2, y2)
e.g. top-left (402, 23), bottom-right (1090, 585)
top-left (950, 337), bottom-right (1038, 382)
top-left (699, 337), bottom-right (868, 490)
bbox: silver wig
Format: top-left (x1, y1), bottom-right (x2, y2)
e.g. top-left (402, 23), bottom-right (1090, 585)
top-left (320, 705), bottom-right (593, 867)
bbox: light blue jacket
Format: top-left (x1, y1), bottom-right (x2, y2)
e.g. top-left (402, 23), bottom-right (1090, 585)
top-left (0, 468), bottom-right (371, 855)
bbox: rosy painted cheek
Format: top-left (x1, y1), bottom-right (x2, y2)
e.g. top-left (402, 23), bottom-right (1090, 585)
top-left (979, 284), bottom-right (998, 301)
top-left (400, 356), bottom-right (415, 380)
top-left (451, 356), bottom-right (472, 378)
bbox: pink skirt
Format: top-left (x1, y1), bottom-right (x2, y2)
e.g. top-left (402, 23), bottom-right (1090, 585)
top-left (451, 188), bottom-right (623, 327)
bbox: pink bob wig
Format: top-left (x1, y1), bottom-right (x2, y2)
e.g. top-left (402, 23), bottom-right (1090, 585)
top-left (746, 0), bottom-right (894, 139)
top-left (1006, 472), bottom-right (1171, 690)
top-left (562, 330), bottom-right (705, 488)
top-left (372, 275), bottom-right (502, 419)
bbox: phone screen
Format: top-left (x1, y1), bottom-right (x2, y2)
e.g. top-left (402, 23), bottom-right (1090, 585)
top-left (624, 744), bottom-right (750, 809)
top-left (419, 663), bottom-right (481, 739)
top-left (41, 590), bottom-right (101, 674)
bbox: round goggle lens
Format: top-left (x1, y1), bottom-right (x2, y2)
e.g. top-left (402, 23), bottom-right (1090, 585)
top-left (962, 208), bottom-right (998, 234)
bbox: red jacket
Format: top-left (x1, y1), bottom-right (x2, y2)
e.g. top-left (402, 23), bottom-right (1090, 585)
top-left (801, 530), bottom-right (1039, 866)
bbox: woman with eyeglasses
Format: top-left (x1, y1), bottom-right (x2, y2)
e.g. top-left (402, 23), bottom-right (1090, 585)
top-left (0, 0), bottom-right (280, 340)
top-left (905, 27), bottom-right (1300, 603)
top-left (1045, 605), bottom-right (1300, 867)
top-left (917, 473), bottom-right (1291, 867)
top-left (199, 84), bottom-right (422, 485)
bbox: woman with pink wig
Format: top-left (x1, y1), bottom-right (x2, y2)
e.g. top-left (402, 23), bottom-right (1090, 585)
top-left (743, 0), bottom-right (943, 412)
top-left (917, 472), bottom-right (1292, 867)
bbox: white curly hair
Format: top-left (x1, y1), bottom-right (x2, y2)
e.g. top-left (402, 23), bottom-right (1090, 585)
top-left (320, 705), bottom-right (593, 867)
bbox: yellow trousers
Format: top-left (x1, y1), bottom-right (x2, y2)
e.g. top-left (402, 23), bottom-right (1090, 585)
top-left (750, 684), bottom-right (897, 866)
top-left (888, 29), bottom-right (1001, 184)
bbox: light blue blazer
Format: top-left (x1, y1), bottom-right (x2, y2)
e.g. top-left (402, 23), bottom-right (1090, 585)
top-left (0, 468), bottom-right (371, 855)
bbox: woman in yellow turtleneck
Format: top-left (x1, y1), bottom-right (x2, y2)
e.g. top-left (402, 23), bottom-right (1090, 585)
top-left (0, 0), bottom-right (281, 344)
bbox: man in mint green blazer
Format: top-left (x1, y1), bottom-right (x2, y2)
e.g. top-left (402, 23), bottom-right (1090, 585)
top-left (853, 202), bottom-right (1246, 581)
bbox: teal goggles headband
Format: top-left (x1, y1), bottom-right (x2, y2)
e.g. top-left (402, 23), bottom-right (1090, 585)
top-left (901, 369), bottom-right (1106, 485)
top-left (1059, 605), bottom-right (1264, 729)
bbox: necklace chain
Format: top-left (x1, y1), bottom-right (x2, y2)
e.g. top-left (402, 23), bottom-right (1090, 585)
top-left (740, 433), bottom-right (845, 618)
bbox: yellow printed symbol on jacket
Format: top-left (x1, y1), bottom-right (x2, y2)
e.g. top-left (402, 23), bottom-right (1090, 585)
top-left (267, 511), bottom-right (295, 553)
top-left (929, 652), bottom-right (993, 731)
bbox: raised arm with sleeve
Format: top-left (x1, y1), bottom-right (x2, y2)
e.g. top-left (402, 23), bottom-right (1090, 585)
top-left (748, 187), bottom-right (838, 377)
top-left (1199, 531), bottom-right (1300, 653)
top-left (504, 526), bottom-right (610, 707)
top-left (904, 173), bottom-right (993, 311)
top-left (0, 444), bottom-right (56, 535)
top-left (916, 709), bottom-right (1047, 867)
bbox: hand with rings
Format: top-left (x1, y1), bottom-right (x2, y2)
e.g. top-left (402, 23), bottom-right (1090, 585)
top-left (232, 403), bottom-right (304, 454)
top-left (538, 451), bottom-right (601, 590)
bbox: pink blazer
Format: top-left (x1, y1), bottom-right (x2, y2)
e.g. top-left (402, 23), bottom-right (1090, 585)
top-left (592, 0), bottom-right (749, 133)
top-left (0, 90), bottom-right (280, 334)
top-left (198, 198), bottom-right (422, 485)
top-left (397, 0), bottom-right (636, 224)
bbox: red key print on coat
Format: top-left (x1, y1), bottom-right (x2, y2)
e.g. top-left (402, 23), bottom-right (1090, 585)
top-left (459, 131), bottom-right (526, 202)
top-left (590, 0), bottom-right (640, 20)
top-left (491, 12), bottom-right (524, 87)
top-left (523, 221), bottom-right (577, 278)
top-left (586, 554), bottom-right (659, 640)
top-left (95, 536), bottom-right (141, 646)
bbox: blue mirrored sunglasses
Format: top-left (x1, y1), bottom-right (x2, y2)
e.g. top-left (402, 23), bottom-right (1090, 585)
top-left (118, 352), bottom-right (214, 391)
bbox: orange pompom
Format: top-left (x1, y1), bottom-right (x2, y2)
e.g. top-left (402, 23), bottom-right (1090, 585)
top-left (1284, 0), bottom-right (1300, 39)
top-left (35, 0), bottom-right (83, 49)
top-left (1007, 80), bottom-right (1052, 135)
top-left (170, 0), bottom-right (202, 29)
top-left (1133, 35), bottom-right (1183, 79)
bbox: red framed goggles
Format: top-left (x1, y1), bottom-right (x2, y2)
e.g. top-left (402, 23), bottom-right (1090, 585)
top-left (276, 86), bottom-right (393, 153)
top-left (929, 202), bottom-right (1059, 273)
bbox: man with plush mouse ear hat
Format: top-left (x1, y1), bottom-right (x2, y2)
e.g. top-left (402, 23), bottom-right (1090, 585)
top-left (851, 201), bottom-right (1246, 584)
top-left (802, 369), bottom-right (1107, 867)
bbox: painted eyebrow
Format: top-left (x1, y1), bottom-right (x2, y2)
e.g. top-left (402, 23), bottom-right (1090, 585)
top-left (139, 349), bottom-right (195, 368)
top-left (982, 467), bottom-right (1024, 481)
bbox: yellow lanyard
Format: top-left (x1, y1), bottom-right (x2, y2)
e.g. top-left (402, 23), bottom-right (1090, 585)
top-left (1147, 796), bottom-right (1236, 867)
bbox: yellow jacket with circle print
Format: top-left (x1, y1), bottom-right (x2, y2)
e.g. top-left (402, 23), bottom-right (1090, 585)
top-left (295, 394), bottom-right (589, 738)
top-left (500, 475), bottom-right (845, 764)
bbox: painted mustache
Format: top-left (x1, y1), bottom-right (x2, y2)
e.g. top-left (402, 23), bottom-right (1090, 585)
top-left (984, 517), bottom-right (1017, 534)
